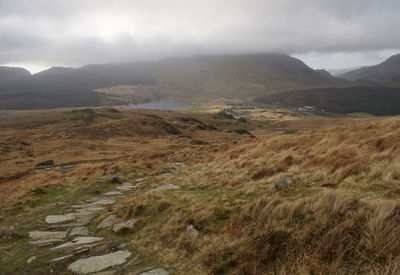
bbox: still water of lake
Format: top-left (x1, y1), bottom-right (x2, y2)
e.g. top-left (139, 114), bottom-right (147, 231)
top-left (127, 101), bottom-right (192, 110)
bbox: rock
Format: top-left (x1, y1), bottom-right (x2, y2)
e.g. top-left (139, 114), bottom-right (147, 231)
top-left (27, 256), bottom-right (36, 264)
top-left (140, 268), bottom-right (170, 275)
top-left (104, 191), bottom-right (123, 196)
top-left (0, 227), bottom-right (14, 238)
top-left (29, 238), bottom-right (65, 246)
top-left (116, 185), bottom-right (135, 191)
top-left (90, 198), bottom-right (116, 206)
top-left (29, 230), bottom-right (67, 240)
top-left (16, 141), bottom-right (30, 146)
top-left (159, 173), bottom-right (173, 177)
top-left (51, 236), bottom-right (104, 250)
top-left (36, 160), bottom-right (54, 167)
top-left (45, 214), bottom-right (75, 224)
top-left (275, 176), bottom-right (292, 189)
top-left (70, 226), bottom-right (89, 236)
top-left (68, 250), bottom-right (131, 274)
top-left (168, 153), bottom-right (186, 160)
top-left (112, 219), bottom-right (136, 233)
top-left (49, 254), bottom-right (73, 262)
top-left (135, 178), bottom-right (146, 183)
top-left (98, 214), bottom-right (118, 229)
top-left (186, 225), bottom-right (199, 238)
top-left (102, 174), bottom-right (120, 183)
top-left (145, 184), bottom-right (180, 194)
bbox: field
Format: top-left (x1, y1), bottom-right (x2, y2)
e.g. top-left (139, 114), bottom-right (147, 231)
top-left (0, 106), bottom-right (399, 274)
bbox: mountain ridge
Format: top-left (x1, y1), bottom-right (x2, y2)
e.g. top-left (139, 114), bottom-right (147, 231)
top-left (339, 54), bottom-right (400, 84)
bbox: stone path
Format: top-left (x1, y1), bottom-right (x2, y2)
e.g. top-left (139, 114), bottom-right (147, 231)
top-left (25, 163), bottom-right (185, 274)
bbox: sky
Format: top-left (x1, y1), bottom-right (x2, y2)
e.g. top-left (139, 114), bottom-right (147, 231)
top-left (1, 0), bottom-right (400, 73)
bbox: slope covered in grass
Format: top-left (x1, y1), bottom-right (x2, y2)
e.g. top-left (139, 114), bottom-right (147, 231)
top-left (109, 116), bottom-right (400, 274)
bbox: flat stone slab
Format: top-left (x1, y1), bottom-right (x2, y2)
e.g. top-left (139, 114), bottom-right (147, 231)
top-left (98, 214), bottom-right (118, 229)
top-left (29, 230), bottom-right (67, 240)
top-left (140, 268), bottom-right (169, 275)
top-left (51, 236), bottom-right (103, 250)
top-left (29, 238), bottom-right (65, 246)
top-left (104, 191), bottom-right (123, 196)
top-left (113, 219), bottom-right (136, 233)
top-left (116, 185), bottom-right (135, 191)
top-left (49, 254), bottom-right (73, 262)
top-left (45, 214), bottom-right (75, 224)
top-left (145, 184), bottom-right (180, 194)
top-left (90, 198), bottom-right (116, 205)
top-left (70, 226), bottom-right (89, 236)
top-left (68, 250), bottom-right (131, 274)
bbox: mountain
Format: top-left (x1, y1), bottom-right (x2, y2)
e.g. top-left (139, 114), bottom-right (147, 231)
top-left (0, 53), bottom-right (351, 109)
top-left (255, 86), bottom-right (400, 116)
top-left (0, 66), bottom-right (31, 84)
top-left (328, 66), bottom-right (363, 76)
top-left (339, 54), bottom-right (400, 84)
top-left (152, 54), bottom-right (349, 99)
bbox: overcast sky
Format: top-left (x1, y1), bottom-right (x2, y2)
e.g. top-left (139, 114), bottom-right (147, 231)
top-left (1, 0), bottom-right (400, 73)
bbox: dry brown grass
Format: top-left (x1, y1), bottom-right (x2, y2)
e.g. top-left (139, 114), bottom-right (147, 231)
top-left (2, 107), bottom-right (400, 274)
top-left (105, 116), bottom-right (400, 274)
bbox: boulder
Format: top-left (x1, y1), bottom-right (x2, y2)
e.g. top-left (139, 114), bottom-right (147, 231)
top-left (113, 219), bottom-right (136, 233)
top-left (275, 176), bottom-right (292, 189)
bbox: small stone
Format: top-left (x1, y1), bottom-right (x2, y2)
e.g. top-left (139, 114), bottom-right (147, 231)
top-left (0, 227), bottom-right (14, 238)
top-left (134, 178), bottom-right (146, 183)
top-left (159, 173), bottom-right (173, 177)
top-left (145, 184), bottom-right (180, 194)
top-left (98, 214), bottom-right (118, 229)
top-left (36, 160), bottom-right (54, 167)
top-left (168, 153), bottom-right (186, 160)
top-left (29, 230), bottom-right (67, 240)
top-left (140, 268), bottom-right (170, 275)
top-left (49, 254), bottom-right (73, 262)
top-left (186, 225), bottom-right (199, 238)
top-left (45, 214), bottom-right (75, 224)
top-left (275, 176), bottom-right (292, 189)
top-left (104, 191), bottom-right (123, 196)
top-left (68, 250), bottom-right (131, 274)
top-left (27, 256), bottom-right (36, 264)
top-left (102, 174), bottom-right (120, 183)
top-left (112, 219), bottom-right (136, 233)
top-left (70, 226), bottom-right (89, 236)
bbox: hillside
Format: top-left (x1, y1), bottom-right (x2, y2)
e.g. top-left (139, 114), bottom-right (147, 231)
top-left (1, 108), bottom-right (400, 274)
top-left (339, 54), bottom-right (400, 84)
top-left (0, 66), bottom-right (31, 84)
top-left (255, 86), bottom-right (400, 116)
top-left (0, 54), bottom-right (351, 109)
top-left (388, 74), bottom-right (400, 87)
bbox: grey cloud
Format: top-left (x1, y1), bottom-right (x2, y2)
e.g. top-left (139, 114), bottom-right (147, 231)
top-left (0, 0), bottom-right (400, 69)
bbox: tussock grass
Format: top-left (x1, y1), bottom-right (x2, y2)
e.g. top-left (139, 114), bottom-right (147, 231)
top-left (108, 116), bottom-right (400, 274)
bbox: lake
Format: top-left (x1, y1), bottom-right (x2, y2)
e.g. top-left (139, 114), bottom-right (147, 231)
top-left (127, 101), bottom-right (192, 110)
